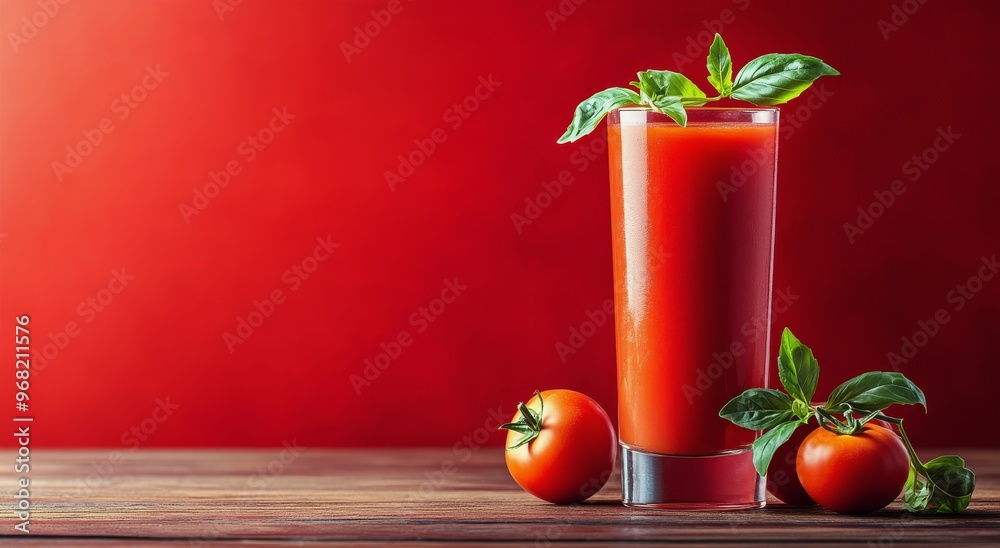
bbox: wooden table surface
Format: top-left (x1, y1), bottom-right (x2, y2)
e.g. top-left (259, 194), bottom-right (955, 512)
top-left (1, 448), bottom-right (998, 546)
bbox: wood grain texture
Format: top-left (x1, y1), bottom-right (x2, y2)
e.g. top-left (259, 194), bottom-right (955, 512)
top-left (0, 448), bottom-right (997, 545)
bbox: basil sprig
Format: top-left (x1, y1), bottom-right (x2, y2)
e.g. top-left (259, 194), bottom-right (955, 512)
top-left (557, 34), bottom-right (838, 143)
top-left (557, 88), bottom-right (639, 147)
top-left (720, 327), bottom-right (975, 515)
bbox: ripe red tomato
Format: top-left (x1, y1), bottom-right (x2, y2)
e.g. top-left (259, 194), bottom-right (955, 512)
top-left (502, 389), bottom-right (616, 504)
top-left (767, 424), bottom-right (816, 506)
top-left (796, 423), bottom-right (909, 514)
top-left (770, 419), bottom-right (897, 506)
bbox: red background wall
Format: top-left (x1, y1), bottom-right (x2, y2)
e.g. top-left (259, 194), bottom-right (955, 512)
top-left (1, 0), bottom-right (997, 448)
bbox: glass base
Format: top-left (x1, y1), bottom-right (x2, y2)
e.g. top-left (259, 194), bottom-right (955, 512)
top-left (620, 444), bottom-right (765, 510)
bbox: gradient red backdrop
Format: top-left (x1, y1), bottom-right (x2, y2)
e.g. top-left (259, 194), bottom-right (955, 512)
top-left (1, 0), bottom-right (997, 448)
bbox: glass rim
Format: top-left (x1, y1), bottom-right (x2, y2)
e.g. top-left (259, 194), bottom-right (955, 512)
top-left (609, 106), bottom-right (778, 126)
top-left (614, 106), bottom-right (778, 113)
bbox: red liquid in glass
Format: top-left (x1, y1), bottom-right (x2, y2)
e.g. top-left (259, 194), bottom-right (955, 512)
top-left (608, 109), bottom-right (777, 457)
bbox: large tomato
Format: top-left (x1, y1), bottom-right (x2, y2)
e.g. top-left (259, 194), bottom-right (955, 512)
top-left (769, 418), bottom-right (897, 506)
top-left (501, 389), bottom-right (616, 504)
top-left (796, 423), bottom-right (909, 513)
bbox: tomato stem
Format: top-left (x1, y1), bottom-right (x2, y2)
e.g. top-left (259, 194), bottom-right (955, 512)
top-left (518, 401), bottom-right (540, 431)
top-left (813, 404), bottom-right (874, 435)
top-left (815, 406), bottom-right (852, 434)
top-left (875, 414), bottom-right (928, 477)
top-left (499, 390), bottom-right (545, 451)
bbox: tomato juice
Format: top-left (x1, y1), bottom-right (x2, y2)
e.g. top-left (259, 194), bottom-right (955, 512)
top-left (608, 107), bottom-right (778, 457)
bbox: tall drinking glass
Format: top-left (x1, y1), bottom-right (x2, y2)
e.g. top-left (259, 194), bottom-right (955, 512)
top-left (607, 107), bottom-right (778, 509)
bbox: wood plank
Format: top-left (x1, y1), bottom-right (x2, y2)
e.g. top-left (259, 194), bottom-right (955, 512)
top-left (0, 448), bottom-right (997, 544)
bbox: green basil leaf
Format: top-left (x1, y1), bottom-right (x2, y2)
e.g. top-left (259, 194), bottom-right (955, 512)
top-left (904, 464), bottom-right (931, 511)
top-left (731, 53), bottom-right (839, 106)
top-left (648, 95), bottom-right (687, 127)
top-left (719, 389), bottom-right (794, 430)
top-left (925, 457), bottom-right (976, 514)
top-left (777, 327), bottom-right (820, 405)
top-left (635, 69), bottom-right (707, 106)
top-left (557, 87), bottom-right (640, 144)
top-left (825, 371), bottom-right (927, 413)
top-left (925, 455), bottom-right (967, 470)
top-left (904, 456), bottom-right (975, 515)
top-left (706, 33), bottom-right (733, 96)
top-left (751, 421), bottom-right (800, 477)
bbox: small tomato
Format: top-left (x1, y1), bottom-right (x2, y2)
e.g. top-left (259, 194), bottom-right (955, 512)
top-left (501, 389), bottom-right (616, 504)
top-left (767, 424), bottom-right (816, 506)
